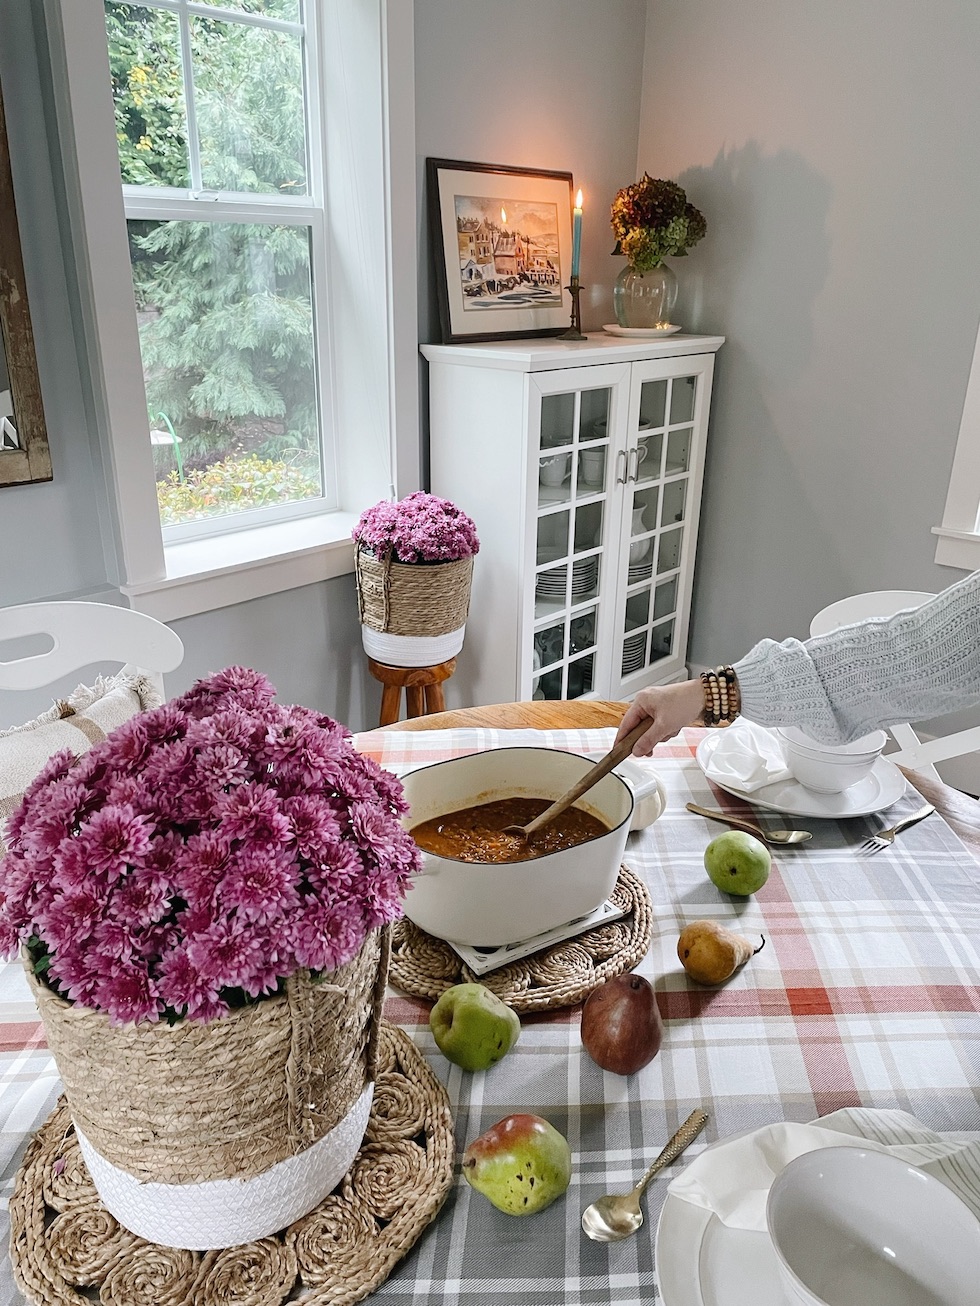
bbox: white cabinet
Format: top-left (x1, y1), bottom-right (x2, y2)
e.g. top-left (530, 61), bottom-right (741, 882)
top-left (421, 332), bottom-right (724, 708)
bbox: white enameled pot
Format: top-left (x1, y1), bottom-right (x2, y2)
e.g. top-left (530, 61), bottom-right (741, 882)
top-left (400, 747), bottom-right (666, 946)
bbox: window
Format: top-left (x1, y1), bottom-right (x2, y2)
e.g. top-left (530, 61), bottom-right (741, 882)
top-left (934, 316), bottom-right (980, 571)
top-left (46, 0), bottom-right (418, 620)
top-left (106, 0), bottom-right (328, 537)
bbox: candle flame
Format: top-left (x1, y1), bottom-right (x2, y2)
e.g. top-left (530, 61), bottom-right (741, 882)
top-left (575, 189), bottom-right (583, 209)
top-left (500, 207), bottom-right (507, 225)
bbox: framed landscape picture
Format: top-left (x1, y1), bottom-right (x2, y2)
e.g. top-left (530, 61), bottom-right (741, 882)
top-left (427, 158), bottom-right (574, 343)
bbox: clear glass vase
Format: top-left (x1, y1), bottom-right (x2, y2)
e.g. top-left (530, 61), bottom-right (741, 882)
top-left (613, 262), bottom-right (678, 329)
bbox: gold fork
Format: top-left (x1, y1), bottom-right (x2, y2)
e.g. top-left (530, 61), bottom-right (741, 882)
top-left (860, 803), bottom-right (936, 854)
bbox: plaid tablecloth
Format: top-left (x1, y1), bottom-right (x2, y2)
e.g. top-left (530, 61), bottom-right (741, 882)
top-left (2, 726), bottom-right (979, 1304)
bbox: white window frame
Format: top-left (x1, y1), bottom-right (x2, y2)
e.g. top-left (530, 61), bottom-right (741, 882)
top-left (934, 316), bottom-right (980, 571)
top-left (43, 0), bottom-right (419, 622)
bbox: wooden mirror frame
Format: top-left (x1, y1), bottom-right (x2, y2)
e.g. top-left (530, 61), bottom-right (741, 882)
top-left (0, 73), bottom-right (51, 486)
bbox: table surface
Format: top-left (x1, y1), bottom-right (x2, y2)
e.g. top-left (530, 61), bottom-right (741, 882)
top-left (2, 704), bottom-right (979, 1306)
top-left (358, 707), bottom-right (980, 1303)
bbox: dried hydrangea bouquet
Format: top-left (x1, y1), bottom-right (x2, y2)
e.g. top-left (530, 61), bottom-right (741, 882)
top-left (610, 174), bottom-right (707, 330)
top-left (353, 491), bottom-right (480, 667)
top-left (0, 667), bottom-right (421, 1249)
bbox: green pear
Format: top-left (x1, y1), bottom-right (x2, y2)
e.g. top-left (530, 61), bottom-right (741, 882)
top-left (429, 982), bottom-right (521, 1072)
top-left (462, 1113), bottom-right (572, 1215)
top-left (703, 830), bottom-right (771, 896)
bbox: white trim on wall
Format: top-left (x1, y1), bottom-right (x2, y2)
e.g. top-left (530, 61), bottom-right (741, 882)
top-left (934, 315), bottom-right (980, 571)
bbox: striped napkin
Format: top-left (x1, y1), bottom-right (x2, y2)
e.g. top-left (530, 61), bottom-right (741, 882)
top-left (668, 1107), bottom-right (980, 1229)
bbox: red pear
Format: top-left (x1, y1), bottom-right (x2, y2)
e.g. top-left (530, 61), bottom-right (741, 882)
top-left (580, 972), bottom-right (663, 1075)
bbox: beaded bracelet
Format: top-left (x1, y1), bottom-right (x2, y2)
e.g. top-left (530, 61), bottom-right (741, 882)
top-left (699, 666), bottom-right (741, 726)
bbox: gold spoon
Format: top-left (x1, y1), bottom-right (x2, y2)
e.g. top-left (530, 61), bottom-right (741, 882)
top-left (503, 721), bottom-right (651, 843)
top-left (581, 1108), bottom-right (709, 1242)
top-left (686, 802), bottom-right (812, 845)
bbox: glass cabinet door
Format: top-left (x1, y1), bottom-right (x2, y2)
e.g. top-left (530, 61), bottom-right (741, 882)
top-left (615, 358), bottom-right (711, 691)
top-left (530, 378), bottom-right (620, 701)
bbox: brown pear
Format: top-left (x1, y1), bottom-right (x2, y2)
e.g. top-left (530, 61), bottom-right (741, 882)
top-left (677, 920), bottom-right (764, 986)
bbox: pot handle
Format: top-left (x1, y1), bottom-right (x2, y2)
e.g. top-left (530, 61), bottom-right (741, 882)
top-left (614, 758), bottom-right (667, 829)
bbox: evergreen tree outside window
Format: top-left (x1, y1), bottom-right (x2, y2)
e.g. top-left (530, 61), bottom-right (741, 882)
top-left (104, 0), bottom-right (326, 534)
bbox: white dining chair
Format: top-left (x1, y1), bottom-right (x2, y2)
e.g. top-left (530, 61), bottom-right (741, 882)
top-left (0, 601), bottom-right (184, 700)
top-left (809, 589), bottom-right (980, 778)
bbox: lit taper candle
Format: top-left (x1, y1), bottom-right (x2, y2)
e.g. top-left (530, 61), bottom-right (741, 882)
top-left (571, 188), bottom-right (583, 280)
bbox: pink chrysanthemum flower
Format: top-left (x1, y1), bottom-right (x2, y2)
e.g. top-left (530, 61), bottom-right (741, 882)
top-left (0, 668), bottom-right (418, 1026)
top-left (75, 805), bottom-right (153, 876)
top-left (187, 918), bottom-right (265, 991)
top-left (218, 846), bottom-right (301, 924)
top-left (95, 959), bottom-right (161, 1026)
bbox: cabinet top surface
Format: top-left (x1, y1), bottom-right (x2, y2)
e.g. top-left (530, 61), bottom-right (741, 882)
top-left (420, 331), bottom-right (725, 372)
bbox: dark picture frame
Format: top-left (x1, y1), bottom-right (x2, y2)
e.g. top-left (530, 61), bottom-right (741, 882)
top-left (427, 158), bottom-right (574, 344)
top-left (0, 73), bottom-right (51, 487)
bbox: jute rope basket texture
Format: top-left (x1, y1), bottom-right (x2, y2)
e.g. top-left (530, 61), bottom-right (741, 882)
top-left (355, 545), bottom-right (473, 638)
top-left (10, 1023), bottom-right (455, 1306)
top-left (390, 864), bottom-right (654, 1012)
top-left (27, 927), bottom-right (389, 1186)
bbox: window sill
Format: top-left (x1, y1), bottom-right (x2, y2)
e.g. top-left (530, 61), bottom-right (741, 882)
top-left (932, 524), bottom-right (980, 572)
top-left (121, 511), bottom-right (359, 622)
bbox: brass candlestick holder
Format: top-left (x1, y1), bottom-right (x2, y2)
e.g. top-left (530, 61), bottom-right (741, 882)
top-left (559, 277), bottom-right (586, 341)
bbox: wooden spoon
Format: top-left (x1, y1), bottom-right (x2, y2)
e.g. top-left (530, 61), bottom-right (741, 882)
top-left (503, 720), bottom-right (652, 843)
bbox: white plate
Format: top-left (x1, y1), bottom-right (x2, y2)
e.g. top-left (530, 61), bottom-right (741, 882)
top-left (656, 1187), bottom-right (783, 1306)
top-left (603, 323), bottom-right (682, 338)
top-left (695, 733), bottom-right (907, 818)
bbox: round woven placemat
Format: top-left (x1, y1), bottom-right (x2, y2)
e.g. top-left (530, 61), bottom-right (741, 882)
top-left (390, 864), bottom-right (653, 1012)
top-left (10, 1023), bottom-right (454, 1306)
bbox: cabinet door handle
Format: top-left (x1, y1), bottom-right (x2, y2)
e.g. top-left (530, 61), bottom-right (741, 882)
top-left (615, 449), bottom-right (629, 485)
top-left (626, 447), bottom-right (640, 482)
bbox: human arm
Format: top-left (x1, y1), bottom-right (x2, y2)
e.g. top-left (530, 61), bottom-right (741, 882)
top-left (614, 679), bottom-right (705, 757)
top-left (736, 569), bottom-right (980, 743)
top-left (616, 570), bottom-right (980, 755)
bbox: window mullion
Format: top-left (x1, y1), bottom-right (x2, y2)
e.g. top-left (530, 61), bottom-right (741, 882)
top-left (122, 191), bottom-right (320, 225)
top-left (177, 3), bottom-right (202, 191)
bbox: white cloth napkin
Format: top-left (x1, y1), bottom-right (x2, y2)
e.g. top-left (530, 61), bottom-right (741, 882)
top-left (667, 1107), bottom-right (980, 1230)
top-left (701, 719), bottom-right (792, 792)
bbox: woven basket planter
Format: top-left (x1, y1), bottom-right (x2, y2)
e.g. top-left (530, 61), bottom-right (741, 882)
top-left (26, 927), bottom-right (390, 1251)
top-left (355, 546), bottom-right (474, 667)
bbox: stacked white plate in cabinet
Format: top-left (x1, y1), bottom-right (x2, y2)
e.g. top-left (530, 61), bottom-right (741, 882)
top-left (628, 560), bottom-right (653, 583)
top-left (537, 558), bottom-right (598, 601)
top-left (622, 639), bottom-right (646, 674)
top-left (570, 558), bottom-right (599, 597)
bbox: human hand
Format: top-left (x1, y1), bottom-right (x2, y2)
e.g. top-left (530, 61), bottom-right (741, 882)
top-left (615, 680), bottom-right (704, 757)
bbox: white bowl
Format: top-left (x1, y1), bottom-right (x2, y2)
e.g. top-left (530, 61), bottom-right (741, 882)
top-left (777, 727), bottom-right (886, 794)
top-left (779, 726), bottom-right (887, 759)
top-left (767, 1146), bottom-right (980, 1306)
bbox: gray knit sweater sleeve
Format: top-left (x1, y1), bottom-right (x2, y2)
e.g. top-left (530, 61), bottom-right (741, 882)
top-left (733, 570), bottom-right (980, 744)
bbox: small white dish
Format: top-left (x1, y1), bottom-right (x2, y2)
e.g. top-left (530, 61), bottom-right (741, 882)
top-left (603, 322), bottom-right (682, 338)
top-left (592, 415), bottom-right (656, 435)
top-left (696, 732), bottom-right (906, 818)
top-left (767, 1147), bottom-right (980, 1306)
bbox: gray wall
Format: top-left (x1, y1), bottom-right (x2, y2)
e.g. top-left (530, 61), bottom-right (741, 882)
top-left (637, 0), bottom-right (980, 667)
top-left (415, 0), bottom-right (649, 345)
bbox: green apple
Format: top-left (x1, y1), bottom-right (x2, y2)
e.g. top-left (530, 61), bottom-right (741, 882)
top-left (703, 830), bottom-right (771, 896)
top-left (429, 982), bottom-right (521, 1072)
top-left (462, 1113), bottom-right (572, 1215)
